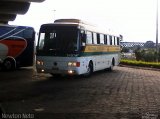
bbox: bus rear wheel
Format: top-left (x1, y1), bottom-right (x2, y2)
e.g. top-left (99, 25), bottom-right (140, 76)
top-left (108, 58), bottom-right (115, 71)
top-left (3, 59), bottom-right (15, 71)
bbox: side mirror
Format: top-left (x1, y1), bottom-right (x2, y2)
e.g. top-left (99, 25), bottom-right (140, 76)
top-left (82, 42), bottom-right (86, 46)
top-left (80, 30), bottom-right (86, 42)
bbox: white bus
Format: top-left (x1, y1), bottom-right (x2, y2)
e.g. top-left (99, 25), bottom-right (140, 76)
top-left (36, 19), bottom-right (122, 77)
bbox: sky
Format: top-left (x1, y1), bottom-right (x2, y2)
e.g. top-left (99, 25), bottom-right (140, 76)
top-left (9, 0), bottom-right (159, 43)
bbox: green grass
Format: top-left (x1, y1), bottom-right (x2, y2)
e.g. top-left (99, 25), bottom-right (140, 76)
top-left (120, 59), bottom-right (160, 69)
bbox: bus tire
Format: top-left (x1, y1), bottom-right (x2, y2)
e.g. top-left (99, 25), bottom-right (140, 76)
top-left (108, 58), bottom-right (115, 71)
top-left (83, 62), bottom-right (93, 77)
top-left (3, 59), bottom-right (16, 71)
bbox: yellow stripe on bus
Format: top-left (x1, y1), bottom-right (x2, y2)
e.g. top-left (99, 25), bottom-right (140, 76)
top-left (83, 45), bottom-right (121, 53)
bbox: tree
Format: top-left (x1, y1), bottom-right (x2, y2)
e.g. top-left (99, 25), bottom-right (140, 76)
top-left (121, 47), bottom-right (130, 53)
top-left (134, 46), bottom-right (142, 61)
top-left (142, 49), bottom-right (156, 62)
top-left (144, 41), bottom-right (155, 48)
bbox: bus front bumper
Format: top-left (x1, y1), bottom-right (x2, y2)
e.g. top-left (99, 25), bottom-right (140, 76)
top-left (36, 68), bottom-right (79, 75)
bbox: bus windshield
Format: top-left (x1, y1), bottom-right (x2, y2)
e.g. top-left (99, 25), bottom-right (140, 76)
top-left (37, 26), bottom-right (79, 55)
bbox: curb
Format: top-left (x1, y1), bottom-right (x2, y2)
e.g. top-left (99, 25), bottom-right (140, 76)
top-left (119, 64), bottom-right (160, 71)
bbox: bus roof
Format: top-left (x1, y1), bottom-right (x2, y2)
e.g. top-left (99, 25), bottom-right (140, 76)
top-left (0, 24), bottom-right (34, 30)
top-left (41, 19), bottom-right (120, 37)
top-left (54, 19), bottom-right (95, 26)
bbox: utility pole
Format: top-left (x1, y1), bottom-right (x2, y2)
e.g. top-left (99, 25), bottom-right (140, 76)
top-left (156, 0), bottom-right (159, 62)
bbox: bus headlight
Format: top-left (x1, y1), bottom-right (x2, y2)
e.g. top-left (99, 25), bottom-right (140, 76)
top-left (68, 62), bottom-right (80, 67)
top-left (37, 60), bottom-right (44, 65)
top-left (68, 70), bottom-right (74, 74)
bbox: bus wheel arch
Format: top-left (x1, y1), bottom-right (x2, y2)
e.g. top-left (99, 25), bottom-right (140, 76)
top-left (108, 58), bottom-right (115, 71)
top-left (112, 58), bottom-right (115, 66)
top-left (3, 57), bottom-right (16, 71)
top-left (83, 60), bottom-right (93, 77)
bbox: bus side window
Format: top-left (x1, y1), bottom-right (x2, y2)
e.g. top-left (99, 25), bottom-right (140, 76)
top-left (107, 35), bottom-right (110, 45)
top-left (115, 37), bottom-right (117, 45)
top-left (104, 35), bottom-right (107, 44)
top-left (86, 31), bottom-right (93, 44)
top-left (93, 32), bottom-right (97, 44)
top-left (97, 34), bottom-right (100, 44)
top-left (112, 36), bottom-right (115, 45)
top-left (109, 36), bottom-right (112, 45)
top-left (117, 37), bottom-right (120, 45)
top-left (100, 34), bottom-right (104, 44)
top-left (80, 30), bottom-right (86, 46)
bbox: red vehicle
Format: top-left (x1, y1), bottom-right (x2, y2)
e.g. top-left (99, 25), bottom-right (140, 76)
top-left (0, 24), bottom-right (35, 70)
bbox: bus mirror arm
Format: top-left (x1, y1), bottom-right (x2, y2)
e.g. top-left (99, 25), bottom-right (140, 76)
top-left (36, 46), bottom-right (38, 50)
top-left (81, 42), bottom-right (86, 51)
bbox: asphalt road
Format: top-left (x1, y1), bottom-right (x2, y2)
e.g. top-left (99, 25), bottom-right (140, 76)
top-left (0, 66), bottom-right (160, 119)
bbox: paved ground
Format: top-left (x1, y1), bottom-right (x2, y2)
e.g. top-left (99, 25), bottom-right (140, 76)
top-left (0, 66), bottom-right (160, 119)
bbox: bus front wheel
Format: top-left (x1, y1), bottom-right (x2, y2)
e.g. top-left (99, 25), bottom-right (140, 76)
top-left (83, 62), bottom-right (93, 77)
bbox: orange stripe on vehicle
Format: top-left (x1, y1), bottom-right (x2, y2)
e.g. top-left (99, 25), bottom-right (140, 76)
top-left (0, 39), bottom-right (27, 57)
